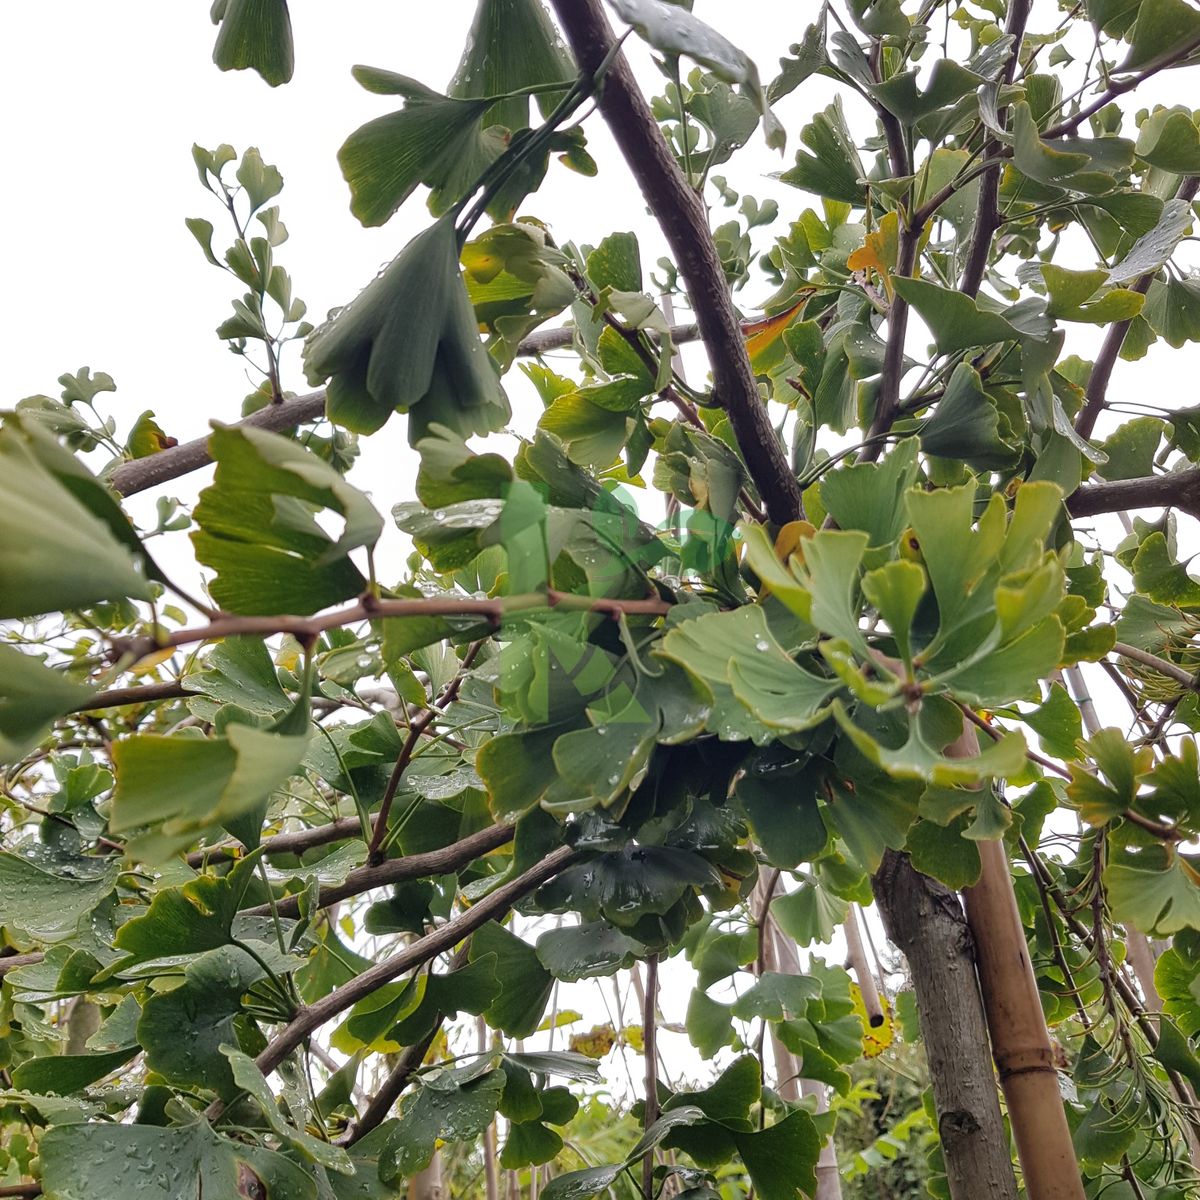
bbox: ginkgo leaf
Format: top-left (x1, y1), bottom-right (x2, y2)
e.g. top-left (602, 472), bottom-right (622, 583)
top-left (339, 72), bottom-right (500, 226)
top-left (304, 217), bottom-right (510, 442)
top-left (211, 0), bottom-right (294, 87)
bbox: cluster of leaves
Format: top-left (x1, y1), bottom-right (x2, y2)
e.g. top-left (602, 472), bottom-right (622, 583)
top-left (7, 0), bottom-right (1200, 1198)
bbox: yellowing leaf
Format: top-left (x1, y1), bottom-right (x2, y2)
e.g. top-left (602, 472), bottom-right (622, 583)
top-left (775, 520), bottom-right (816, 563)
top-left (850, 983), bottom-right (895, 1058)
top-left (847, 212), bottom-right (900, 299)
top-left (569, 1023), bottom-right (617, 1058)
top-left (744, 293), bottom-right (816, 369)
top-left (622, 1024), bottom-right (646, 1053)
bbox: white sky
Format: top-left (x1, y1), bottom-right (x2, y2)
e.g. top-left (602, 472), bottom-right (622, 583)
top-left (5, 0), bottom-right (1199, 1103)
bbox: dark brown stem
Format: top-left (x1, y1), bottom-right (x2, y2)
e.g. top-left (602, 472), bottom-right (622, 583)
top-left (214, 844), bottom-right (574, 1108)
top-left (1042, 33), bottom-right (1200, 139)
top-left (1070, 468), bottom-right (1200, 520)
top-left (1076, 176), bottom-right (1200, 440)
top-left (959, 0), bottom-right (1030, 298)
top-left (344, 1024), bottom-right (440, 1145)
top-left (365, 642), bottom-right (481, 865)
top-left (548, 0), bottom-right (803, 523)
top-left (68, 680), bottom-right (191, 712)
top-left (244, 822), bottom-right (516, 919)
top-left (863, 230), bottom-right (919, 460)
top-left (642, 953), bottom-right (659, 1200)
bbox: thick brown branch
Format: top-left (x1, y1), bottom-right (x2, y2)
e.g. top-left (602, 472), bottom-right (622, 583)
top-left (0, 952), bottom-right (45, 978)
top-left (106, 323), bottom-right (699, 499)
top-left (69, 681), bottom-right (191, 712)
top-left (1067, 467), bottom-right (1200, 522)
top-left (1076, 176), bottom-right (1200, 440)
top-left (243, 823), bottom-right (516, 919)
top-left (548, 0), bottom-right (803, 523)
top-left (241, 845), bottom-right (575, 1087)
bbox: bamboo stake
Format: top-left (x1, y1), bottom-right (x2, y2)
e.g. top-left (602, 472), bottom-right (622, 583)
top-left (953, 724), bottom-right (1085, 1200)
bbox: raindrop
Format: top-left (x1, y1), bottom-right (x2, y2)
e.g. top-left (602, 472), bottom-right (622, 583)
top-left (607, 774), bottom-right (620, 786)
top-left (754, 638), bottom-right (770, 651)
top-left (595, 726), bottom-right (607, 736)
top-left (433, 509), bottom-right (447, 522)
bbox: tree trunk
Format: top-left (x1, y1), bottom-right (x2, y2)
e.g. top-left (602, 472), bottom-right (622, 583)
top-left (872, 850), bottom-right (1019, 1200)
top-left (963, 838), bottom-right (1084, 1199)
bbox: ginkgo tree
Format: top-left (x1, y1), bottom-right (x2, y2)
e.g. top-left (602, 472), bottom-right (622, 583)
top-left (5, 1), bottom-right (1200, 1198)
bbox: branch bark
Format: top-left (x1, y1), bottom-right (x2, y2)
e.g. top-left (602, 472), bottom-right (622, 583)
top-left (243, 822), bottom-right (516, 919)
top-left (1068, 467), bottom-right (1200, 521)
top-left (958, 0), bottom-right (1031, 298)
top-left (547, 0), bottom-right (804, 523)
top-left (119, 589), bottom-right (671, 664)
top-left (243, 845), bottom-right (575, 1087)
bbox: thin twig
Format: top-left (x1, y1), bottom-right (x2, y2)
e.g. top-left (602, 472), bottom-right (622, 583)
top-left (114, 589), bottom-right (672, 665)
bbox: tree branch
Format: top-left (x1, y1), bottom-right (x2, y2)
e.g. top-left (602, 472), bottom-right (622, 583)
top-left (228, 844), bottom-right (575, 1098)
top-left (1042, 33), bottom-right (1200, 140)
top-left (68, 680), bottom-right (191, 712)
top-left (1076, 175), bottom-right (1200, 440)
top-left (106, 322), bottom-right (699, 499)
top-left (1112, 642), bottom-right (1200, 692)
top-left (243, 823), bottom-right (516, 919)
top-left (959, 0), bottom-right (1030, 298)
top-left (863, 229), bottom-right (918, 460)
top-left (117, 589), bottom-right (672, 664)
top-left (344, 1023), bottom-right (441, 1146)
top-left (366, 642), bottom-right (480, 865)
top-left (1067, 466), bottom-right (1200, 522)
top-left (547, 0), bottom-right (804, 523)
